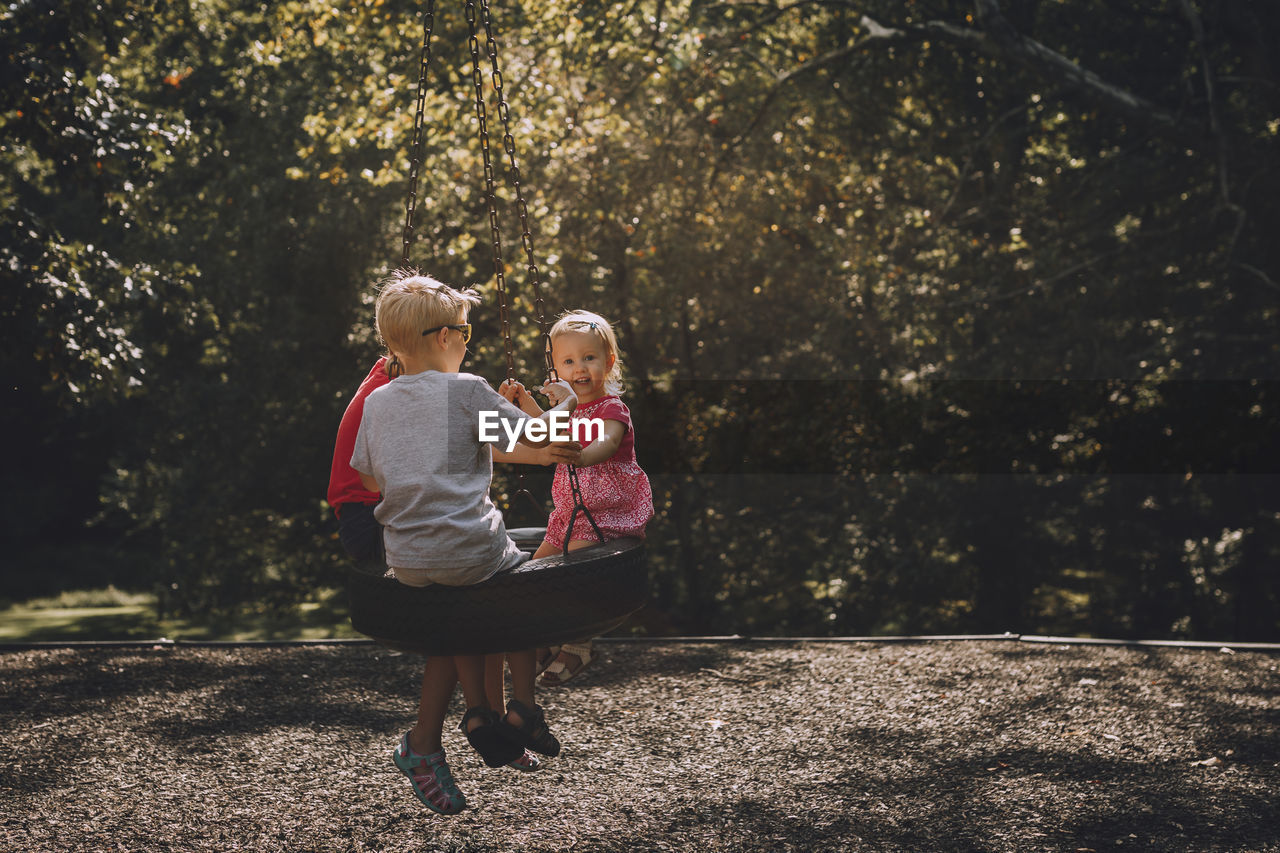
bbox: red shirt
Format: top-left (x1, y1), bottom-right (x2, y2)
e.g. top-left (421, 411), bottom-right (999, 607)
top-left (326, 358), bottom-right (390, 516)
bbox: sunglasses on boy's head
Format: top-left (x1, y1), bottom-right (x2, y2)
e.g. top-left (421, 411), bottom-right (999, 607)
top-left (422, 323), bottom-right (472, 344)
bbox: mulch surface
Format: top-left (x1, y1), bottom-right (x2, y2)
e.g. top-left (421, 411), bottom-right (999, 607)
top-left (1, 640), bottom-right (1276, 852)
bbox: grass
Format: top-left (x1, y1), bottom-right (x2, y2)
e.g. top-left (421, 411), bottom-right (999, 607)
top-left (0, 586), bottom-right (362, 643)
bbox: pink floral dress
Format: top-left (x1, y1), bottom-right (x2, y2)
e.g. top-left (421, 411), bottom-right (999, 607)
top-left (544, 395), bottom-right (654, 546)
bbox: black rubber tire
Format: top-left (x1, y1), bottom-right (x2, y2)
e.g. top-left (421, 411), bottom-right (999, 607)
top-left (347, 530), bottom-right (647, 655)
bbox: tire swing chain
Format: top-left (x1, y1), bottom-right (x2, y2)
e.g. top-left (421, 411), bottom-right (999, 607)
top-left (388, 0), bottom-right (438, 381)
top-left (399, 0), bottom-right (517, 386)
top-left (463, 0), bottom-right (564, 532)
top-left (463, 0), bottom-right (515, 384)
top-left (401, 0), bottom-right (436, 271)
top-left (402, 0), bottom-right (603, 555)
top-left (468, 0), bottom-right (604, 555)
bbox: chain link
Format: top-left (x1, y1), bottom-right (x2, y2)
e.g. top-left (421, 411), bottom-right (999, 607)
top-left (475, 0), bottom-right (596, 549)
top-left (476, 0), bottom-right (554, 381)
top-left (401, 1), bottom-right (437, 267)
top-left (464, 0), bottom-right (516, 382)
top-left (563, 469), bottom-right (606, 549)
top-left (398, 2), bottom-right (597, 544)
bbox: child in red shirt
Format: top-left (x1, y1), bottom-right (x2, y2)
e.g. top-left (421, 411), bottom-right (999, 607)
top-left (327, 358), bottom-right (391, 571)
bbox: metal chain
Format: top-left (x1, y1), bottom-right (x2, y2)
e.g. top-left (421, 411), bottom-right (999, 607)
top-left (464, 0), bottom-right (515, 382)
top-left (401, 0), bottom-right (437, 267)
top-left (563, 466), bottom-right (606, 550)
top-left (396, 2), bottom-right (591, 541)
top-left (465, 0), bottom-right (548, 527)
top-left (476, 0), bottom-right (553, 380)
top-left (475, 0), bottom-right (597, 550)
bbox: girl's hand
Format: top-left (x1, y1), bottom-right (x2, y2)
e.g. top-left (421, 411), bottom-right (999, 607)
top-left (540, 379), bottom-right (576, 408)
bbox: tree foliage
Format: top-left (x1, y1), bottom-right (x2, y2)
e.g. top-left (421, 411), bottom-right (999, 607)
top-left (3, 0), bottom-right (1277, 638)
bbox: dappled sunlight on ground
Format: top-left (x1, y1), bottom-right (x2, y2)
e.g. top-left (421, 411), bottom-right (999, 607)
top-left (1, 641), bottom-right (1276, 851)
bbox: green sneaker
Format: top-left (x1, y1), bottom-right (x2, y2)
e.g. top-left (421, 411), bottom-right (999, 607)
top-left (392, 734), bottom-right (466, 815)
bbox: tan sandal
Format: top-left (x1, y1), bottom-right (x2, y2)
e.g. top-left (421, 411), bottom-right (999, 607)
top-left (538, 641), bottom-right (594, 686)
top-left (534, 645), bottom-right (561, 678)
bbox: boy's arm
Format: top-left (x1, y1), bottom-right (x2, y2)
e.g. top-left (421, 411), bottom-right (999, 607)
top-left (478, 377), bottom-right (576, 450)
top-left (349, 405), bottom-right (382, 495)
top-left (498, 379), bottom-right (545, 417)
top-left (492, 442), bottom-right (582, 466)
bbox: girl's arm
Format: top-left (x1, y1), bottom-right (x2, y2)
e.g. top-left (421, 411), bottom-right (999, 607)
top-left (357, 471), bottom-right (380, 492)
top-left (514, 381), bottom-right (577, 448)
top-left (577, 419), bottom-right (627, 467)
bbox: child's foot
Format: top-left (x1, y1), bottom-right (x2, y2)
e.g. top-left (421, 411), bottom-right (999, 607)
top-left (497, 698), bottom-right (561, 757)
top-left (539, 641), bottom-right (594, 686)
top-left (460, 706), bottom-right (525, 768)
top-left (392, 734), bottom-right (467, 815)
top-left (508, 749), bottom-right (542, 772)
top-left (534, 645), bottom-right (561, 678)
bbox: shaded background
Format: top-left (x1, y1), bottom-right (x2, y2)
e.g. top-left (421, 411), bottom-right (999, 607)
top-left (3, 0), bottom-right (1277, 640)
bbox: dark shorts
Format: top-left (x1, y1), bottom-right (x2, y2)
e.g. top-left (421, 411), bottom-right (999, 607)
top-left (337, 502), bottom-right (385, 574)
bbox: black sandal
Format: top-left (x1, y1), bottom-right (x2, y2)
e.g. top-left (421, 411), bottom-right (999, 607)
top-left (497, 698), bottom-right (561, 758)
top-left (459, 707), bottom-right (524, 768)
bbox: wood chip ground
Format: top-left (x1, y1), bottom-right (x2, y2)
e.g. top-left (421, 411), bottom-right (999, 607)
top-left (2, 641), bottom-right (1276, 852)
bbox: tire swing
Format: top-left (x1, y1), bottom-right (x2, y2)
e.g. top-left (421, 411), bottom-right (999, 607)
top-left (347, 0), bottom-right (647, 656)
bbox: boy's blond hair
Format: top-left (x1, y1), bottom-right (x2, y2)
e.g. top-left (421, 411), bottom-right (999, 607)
top-left (376, 269), bottom-right (480, 360)
top-left (549, 309), bottom-right (625, 396)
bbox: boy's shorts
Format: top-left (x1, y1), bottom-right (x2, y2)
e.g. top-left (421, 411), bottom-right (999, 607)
top-left (391, 549), bottom-right (530, 588)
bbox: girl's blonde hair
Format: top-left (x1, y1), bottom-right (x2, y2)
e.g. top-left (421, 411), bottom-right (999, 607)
top-left (376, 269), bottom-right (480, 365)
top-left (549, 309), bottom-right (625, 396)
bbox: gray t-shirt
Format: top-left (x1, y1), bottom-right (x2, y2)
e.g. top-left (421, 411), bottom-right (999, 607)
top-left (350, 370), bottom-right (531, 584)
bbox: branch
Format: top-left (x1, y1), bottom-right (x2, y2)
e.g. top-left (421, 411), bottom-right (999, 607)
top-left (775, 18), bottom-right (899, 86)
top-left (720, 13), bottom-right (902, 159)
top-left (1235, 262), bottom-right (1280, 294)
top-left (931, 27), bottom-right (1175, 127)
top-left (853, 6), bottom-right (1180, 129)
top-left (946, 249), bottom-right (1122, 307)
top-left (715, 2), bottom-right (1186, 181)
top-left (726, 1), bottom-right (1180, 131)
top-left (1177, 0), bottom-right (1250, 265)
top-left (939, 102), bottom-right (1033, 220)
top-left (1178, 0), bottom-right (1230, 204)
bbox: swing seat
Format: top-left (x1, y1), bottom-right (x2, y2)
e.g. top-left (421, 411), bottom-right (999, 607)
top-left (347, 529), bottom-right (647, 655)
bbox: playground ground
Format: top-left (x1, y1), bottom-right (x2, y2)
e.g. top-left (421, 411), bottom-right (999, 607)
top-left (1, 638), bottom-right (1276, 852)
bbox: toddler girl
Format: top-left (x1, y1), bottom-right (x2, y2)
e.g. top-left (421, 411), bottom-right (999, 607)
top-left (501, 310), bottom-right (654, 683)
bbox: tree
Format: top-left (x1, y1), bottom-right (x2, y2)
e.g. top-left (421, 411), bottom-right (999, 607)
top-left (3, 0), bottom-right (1275, 639)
